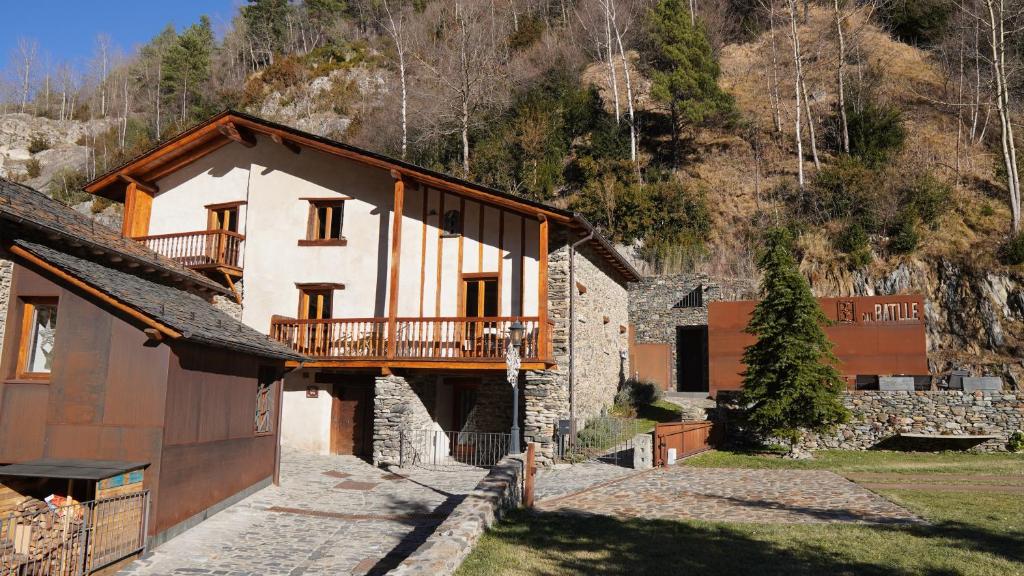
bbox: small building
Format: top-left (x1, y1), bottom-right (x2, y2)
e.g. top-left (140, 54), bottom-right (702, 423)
top-left (82, 110), bottom-right (639, 465)
top-left (629, 274), bottom-right (929, 395)
top-left (0, 179), bottom-right (303, 562)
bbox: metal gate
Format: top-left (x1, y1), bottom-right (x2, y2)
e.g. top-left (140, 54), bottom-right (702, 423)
top-left (555, 416), bottom-right (647, 466)
top-left (399, 430), bottom-right (512, 469)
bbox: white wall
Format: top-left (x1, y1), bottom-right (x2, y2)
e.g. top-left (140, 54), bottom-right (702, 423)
top-left (150, 137), bottom-right (543, 334)
top-left (281, 370), bottom-right (332, 453)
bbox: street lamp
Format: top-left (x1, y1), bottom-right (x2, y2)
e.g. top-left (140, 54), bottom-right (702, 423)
top-left (506, 321), bottom-right (525, 453)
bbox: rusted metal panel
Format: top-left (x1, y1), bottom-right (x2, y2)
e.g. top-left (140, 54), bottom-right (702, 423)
top-left (708, 296), bottom-right (929, 395)
top-left (0, 384), bottom-right (48, 461)
top-left (630, 343), bottom-right (672, 390)
top-left (653, 421), bottom-right (716, 466)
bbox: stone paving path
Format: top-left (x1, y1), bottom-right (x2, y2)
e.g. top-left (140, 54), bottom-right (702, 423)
top-left (537, 466), bottom-right (922, 525)
top-left (122, 450), bottom-right (486, 576)
top-left (534, 461), bottom-right (642, 502)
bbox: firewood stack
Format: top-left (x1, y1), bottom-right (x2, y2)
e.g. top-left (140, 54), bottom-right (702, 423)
top-left (0, 497), bottom-right (85, 576)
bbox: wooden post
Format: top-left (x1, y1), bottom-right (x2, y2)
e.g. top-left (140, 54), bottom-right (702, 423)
top-left (524, 442), bottom-right (537, 508)
top-left (537, 215), bottom-right (548, 359)
top-left (387, 172), bottom-right (405, 359)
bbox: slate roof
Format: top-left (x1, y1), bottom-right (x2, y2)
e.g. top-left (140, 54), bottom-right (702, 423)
top-left (13, 239), bottom-right (304, 361)
top-left (0, 178), bottom-right (229, 295)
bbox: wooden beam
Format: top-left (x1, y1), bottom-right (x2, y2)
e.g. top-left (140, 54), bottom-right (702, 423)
top-left (121, 181), bottom-right (154, 238)
top-left (116, 174), bottom-right (158, 195)
top-left (141, 137), bottom-right (232, 183)
top-left (217, 121), bottom-right (257, 147)
top-left (270, 133), bottom-right (301, 154)
top-left (386, 175), bottom-right (405, 359)
top-left (8, 244), bottom-right (182, 340)
top-left (538, 215), bottom-right (549, 358)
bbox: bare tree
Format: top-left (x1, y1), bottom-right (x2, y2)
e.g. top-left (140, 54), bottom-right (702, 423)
top-left (96, 34), bottom-right (111, 117)
top-left (834, 0), bottom-right (850, 153)
top-left (610, 0), bottom-right (639, 165)
top-left (981, 0), bottom-right (1021, 230)
top-left (380, 0), bottom-right (410, 159)
top-left (602, 0), bottom-right (621, 122)
top-left (15, 37), bottom-right (37, 114)
top-left (786, 0), bottom-right (805, 189)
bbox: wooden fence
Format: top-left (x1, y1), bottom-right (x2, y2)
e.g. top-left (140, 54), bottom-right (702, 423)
top-left (653, 421), bottom-right (717, 467)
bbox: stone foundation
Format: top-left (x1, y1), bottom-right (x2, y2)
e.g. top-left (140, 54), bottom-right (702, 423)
top-left (523, 370), bottom-right (566, 465)
top-left (717, 390), bottom-right (1024, 452)
top-left (0, 257), bottom-right (11, 355)
top-left (372, 375), bottom-right (436, 466)
top-left (463, 376), bottom-right (512, 433)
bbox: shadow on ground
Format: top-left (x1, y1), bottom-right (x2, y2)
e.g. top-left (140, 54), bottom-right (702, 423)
top-left (458, 507), bottom-right (1024, 576)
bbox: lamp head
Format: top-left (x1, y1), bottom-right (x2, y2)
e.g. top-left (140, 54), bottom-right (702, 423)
top-left (509, 321), bottom-right (525, 346)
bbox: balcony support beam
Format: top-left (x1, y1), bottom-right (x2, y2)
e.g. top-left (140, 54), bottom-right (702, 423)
top-left (537, 215), bottom-right (549, 359)
top-left (387, 172), bottom-right (405, 359)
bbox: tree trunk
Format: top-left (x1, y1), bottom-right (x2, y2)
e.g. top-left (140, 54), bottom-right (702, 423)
top-left (801, 76), bottom-right (821, 170)
top-left (834, 0), bottom-right (849, 153)
top-left (787, 0), bottom-right (805, 189)
top-left (984, 0), bottom-right (1020, 231)
top-left (604, 0), bottom-right (621, 123)
top-left (612, 3), bottom-right (637, 165)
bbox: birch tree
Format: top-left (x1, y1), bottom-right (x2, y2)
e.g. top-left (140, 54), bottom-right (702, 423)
top-left (786, 0), bottom-right (805, 189)
top-left (834, 0), bottom-right (850, 153)
top-left (379, 0), bottom-right (410, 159)
top-left (15, 37), bottom-right (37, 114)
top-left (981, 0), bottom-right (1021, 231)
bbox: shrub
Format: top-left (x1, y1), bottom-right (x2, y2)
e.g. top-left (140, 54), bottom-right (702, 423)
top-left (615, 378), bottom-right (662, 410)
top-left (835, 222), bottom-right (868, 254)
top-left (809, 156), bottom-right (885, 232)
top-left (998, 231), bottom-right (1024, 265)
top-left (878, 0), bottom-right (953, 46)
top-left (25, 158), bottom-right (41, 178)
top-left (28, 135), bottom-right (51, 154)
top-left (889, 212), bottom-right (919, 254)
top-left (1008, 430), bottom-right (1024, 452)
top-left (902, 172), bottom-right (952, 226)
top-left (846, 101), bottom-right (905, 167)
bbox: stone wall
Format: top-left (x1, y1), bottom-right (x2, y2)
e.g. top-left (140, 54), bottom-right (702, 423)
top-left (628, 274), bottom-right (756, 387)
top-left (521, 230), bottom-right (630, 464)
top-left (389, 454), bottom-right (524, 576)
top-left (372, 374), bottom-right (437, 466)
top-left (717, 390), bottom-right (1023, 451)
top-left (0, 257), bottom-right (11, 356)
top-left (462, 376), bottom-right (512, 433)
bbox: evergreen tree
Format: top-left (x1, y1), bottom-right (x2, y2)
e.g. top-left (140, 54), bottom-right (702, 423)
top-left (739, 228), bottom-right (849, 447)
top-left (163, 16), bottom-right (214, 126)
top-left (243, 0), bottom-right (290, 62)
top-left (645, 0), bottom-right (734, 166)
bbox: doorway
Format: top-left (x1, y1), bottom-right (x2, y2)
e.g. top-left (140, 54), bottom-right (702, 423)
top-left (462, 274), bottom-right (499, 356)
top-left (329, 377), bottom-right (373, 457)
top-left (676, 327), bottom-right (708, 392)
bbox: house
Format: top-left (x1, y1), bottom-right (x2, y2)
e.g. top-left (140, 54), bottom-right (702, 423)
top-left (83, 111), bottom-right (639, 465)
top-left (629, 274), bottom-right (928, 395)
top-left (0, 178), bottom-right (303, 559)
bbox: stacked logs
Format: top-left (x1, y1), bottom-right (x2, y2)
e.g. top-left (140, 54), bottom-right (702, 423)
top-left (0, 497), bottom-right (84, 576)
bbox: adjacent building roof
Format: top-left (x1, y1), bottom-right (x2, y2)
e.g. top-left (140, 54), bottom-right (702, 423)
top-left (0, 178), bottom-right (229, 295)
top-left (0, 458), bottom-right (149, 481)
top-left (12, 239), bottom-right (304, 361)
top-left (83, 110), bottom-right (640, 282)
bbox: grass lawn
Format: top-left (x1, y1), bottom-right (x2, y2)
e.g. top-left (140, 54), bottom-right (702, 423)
top-left (457, 451), bottom-right (1024, 576)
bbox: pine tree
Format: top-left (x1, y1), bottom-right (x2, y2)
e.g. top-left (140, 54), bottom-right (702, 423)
top-left (163, 16), bottom-right (214, 127)
top-left (739, 228), bottom-right (849, 448)
top-left (645, 0), bottom-right (734, 166)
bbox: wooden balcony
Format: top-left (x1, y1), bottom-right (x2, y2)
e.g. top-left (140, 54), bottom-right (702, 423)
top-left (269, 315), bottom-right (553, 369)
top-left (133, 230), bottom-right (244, 275)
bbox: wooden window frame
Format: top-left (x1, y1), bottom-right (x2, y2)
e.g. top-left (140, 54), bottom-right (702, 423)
top-left (296, 284), bottom-right (343, 320)
top-left (300, 198), bottom-right (349, 246)
top-left (16, 297), bottom-right (59, 380)
top-left (254, 366), bottom-right (276, 436)
top-left (459, 273), bottom-right (499, 318)
top-left (206, 202), bottom-right (243, 233)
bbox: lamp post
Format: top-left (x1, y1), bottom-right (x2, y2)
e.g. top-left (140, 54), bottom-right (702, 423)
top-left (507, 321), bottom-right (525, 454)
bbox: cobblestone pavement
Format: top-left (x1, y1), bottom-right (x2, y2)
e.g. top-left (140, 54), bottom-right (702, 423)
top-left (122, 450), bottom-right (486, 576)
top-left (534, 461), bottom-right (642, 501)
top-left (537, 466), bottom-right (922, 524)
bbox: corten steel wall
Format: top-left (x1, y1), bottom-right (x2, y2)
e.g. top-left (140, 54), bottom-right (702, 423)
top-left (708, 295), bottom-right (928, 395)
top-left (0, 263), bottom-right (171, 515)
top-left (157, 343), bottom-right (278, 537)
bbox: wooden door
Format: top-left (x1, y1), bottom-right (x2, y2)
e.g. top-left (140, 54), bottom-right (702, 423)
top-left (331, 382), bottom-right (371, 456)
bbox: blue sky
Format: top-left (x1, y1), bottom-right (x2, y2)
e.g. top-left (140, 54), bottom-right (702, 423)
top-left (1, 1), bottom-right (238, 72)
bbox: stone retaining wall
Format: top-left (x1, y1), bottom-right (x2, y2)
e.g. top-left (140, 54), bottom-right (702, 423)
top-left (373, 375), bottom-right (436, 466)
top-left (389, 454), bottom-right (524, 576)
top-left (717, 390), bottom-right (1023, 451)
top-left (0, 257), bottom-right (11, 355)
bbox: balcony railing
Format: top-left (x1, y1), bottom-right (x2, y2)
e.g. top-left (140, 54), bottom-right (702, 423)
top-left (133, 230), bottom-right (244, 270)
top-left (269, 316), bottom-right (548, 361)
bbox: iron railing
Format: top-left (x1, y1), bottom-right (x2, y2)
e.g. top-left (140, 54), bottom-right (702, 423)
top-left (133, 230), bottom-right (244, 270)
top-left (399, 430), bottom-right (512, 469)
top-left (269, 316), bottom-right (547, 361)
top-left (0, 491), bottom-right (149, 576)
top-left (555, 415), bottom-right (647, 465)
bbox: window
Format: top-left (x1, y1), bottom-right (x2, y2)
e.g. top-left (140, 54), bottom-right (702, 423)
top-left (17, 298), bottom-right (58, 378)
top-left (207, 203), bottom-right (241, 233)
top-left (442, 210), bottom-right (461, 236)
top-left (301, 199), bottom-right (347, 245)
top-left (254, 367), bottom-right (276, 435)
top-left (298, 286), bottom-right (335, 320)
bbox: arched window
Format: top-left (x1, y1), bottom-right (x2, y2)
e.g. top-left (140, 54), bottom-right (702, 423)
top-left (443, 209), bottom-right (461, 236)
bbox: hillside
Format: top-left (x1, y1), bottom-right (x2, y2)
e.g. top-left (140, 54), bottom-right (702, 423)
top-left (1, 0), bottom-right (1021, 383)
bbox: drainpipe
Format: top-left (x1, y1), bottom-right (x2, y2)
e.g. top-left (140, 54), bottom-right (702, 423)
top-left (568, 231), bottom-right (593, 434)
